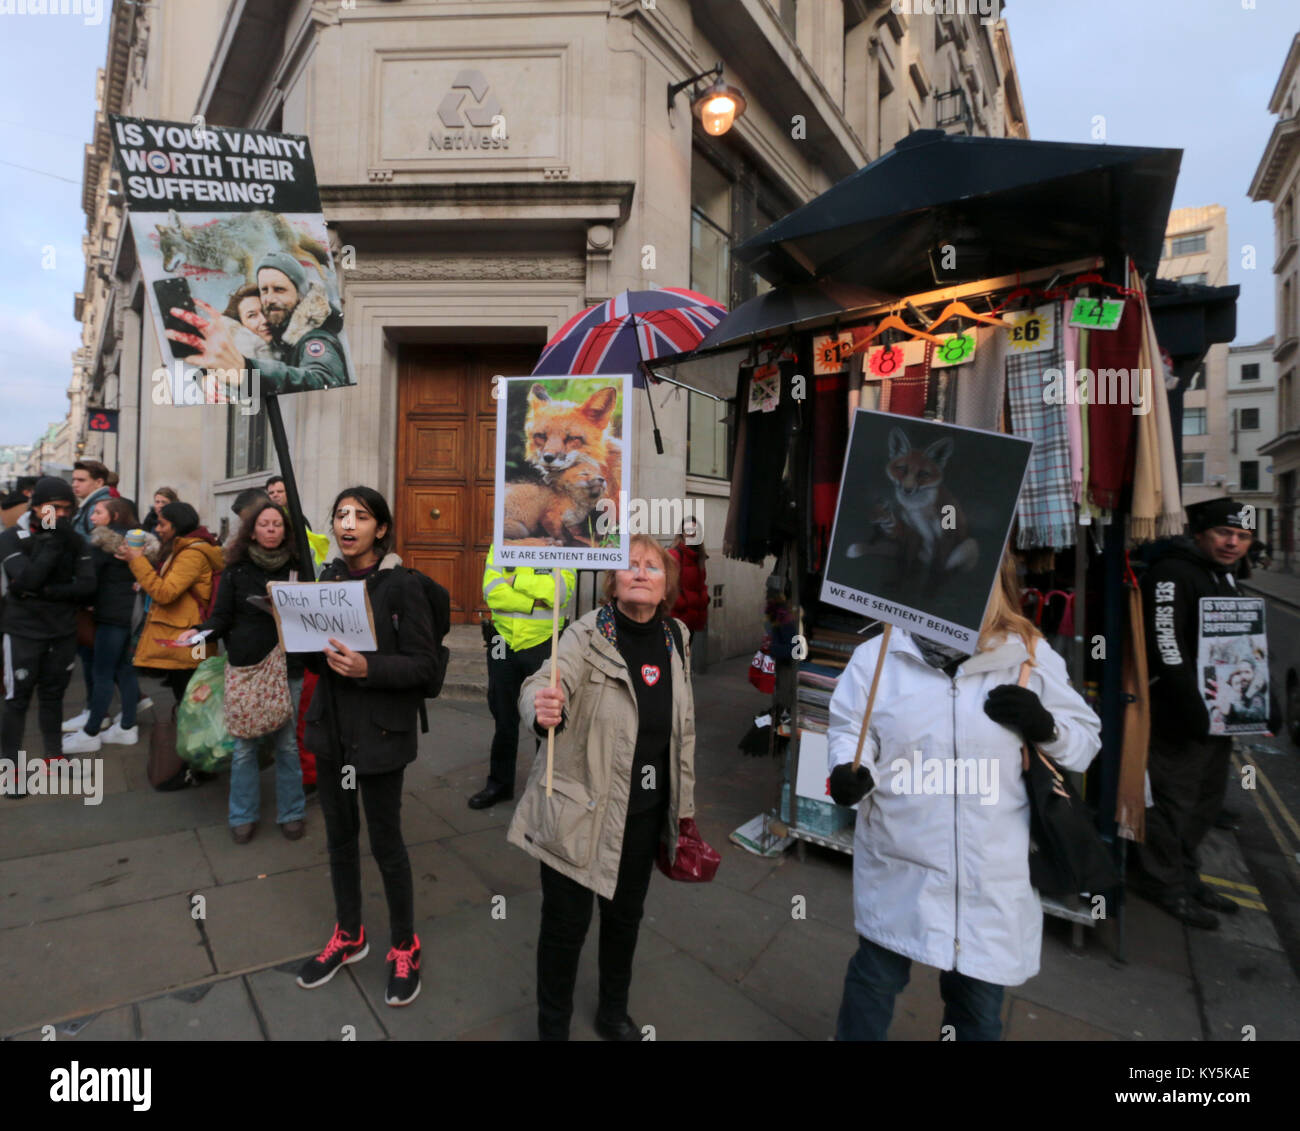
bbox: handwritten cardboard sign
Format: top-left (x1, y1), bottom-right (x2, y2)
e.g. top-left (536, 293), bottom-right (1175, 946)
top-left (269, 581), bottom-right (378, 652)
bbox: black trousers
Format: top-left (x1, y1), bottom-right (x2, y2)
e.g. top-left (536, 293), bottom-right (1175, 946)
top-left (537, 802), bottom-right (667, 1040)
top-left (316, 754), bottom-right (414, 948)
top-left (487, 639), bottom-right (550, 789)
top-left (2, 632), bottom-right (79, 761)
top-left (1134, 733), bottom-right (1232, 899)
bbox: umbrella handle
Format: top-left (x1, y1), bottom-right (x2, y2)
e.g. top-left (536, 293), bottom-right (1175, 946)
top-left (640, 361), bottom-right (665, 455)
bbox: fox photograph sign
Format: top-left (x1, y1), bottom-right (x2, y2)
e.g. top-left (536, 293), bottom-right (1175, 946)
top-left (821, 412), bottom-right (1032, 651)
top-left (493, 375), bottom-right (632, 569)
top-left (109, 115), bottom-right (357, 407)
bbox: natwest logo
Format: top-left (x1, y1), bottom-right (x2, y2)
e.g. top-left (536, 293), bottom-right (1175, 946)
top-left (429, 69), bottom-right (509, 153)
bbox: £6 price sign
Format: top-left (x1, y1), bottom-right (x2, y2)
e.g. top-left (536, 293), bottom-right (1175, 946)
top-left (1003, 303), bottom-right (1056, 355)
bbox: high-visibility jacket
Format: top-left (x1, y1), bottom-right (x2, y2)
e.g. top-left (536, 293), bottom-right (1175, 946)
top-left (483, 544), bottom-right (576, 652)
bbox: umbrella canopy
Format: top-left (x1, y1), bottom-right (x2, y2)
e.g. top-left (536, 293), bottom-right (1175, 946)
top-left (737, 130), bottom-right (1182, 295)
top-left (692, 279), bottom-right (892, 353)
top-left (532, 287), bottom-right (726, 380)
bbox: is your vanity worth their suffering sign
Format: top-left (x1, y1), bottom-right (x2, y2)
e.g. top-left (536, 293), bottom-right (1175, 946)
top-left (108, 115), bottom-right (357, 405)
top-left (270, 582), bottom-right (378, 653)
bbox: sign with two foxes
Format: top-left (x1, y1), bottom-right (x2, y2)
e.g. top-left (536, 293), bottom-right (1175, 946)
top-left (109, 116), bottom-right (357, 406)
top-left (822, 411), bottom-right (1032, 651)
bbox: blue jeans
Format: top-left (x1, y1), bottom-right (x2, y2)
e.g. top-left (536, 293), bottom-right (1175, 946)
top-left (85, 624), bottom-right (139, 736)
top-left (836, 935), bottom-right (1005, 1041)
top-left (228, 678), bottom-right (304, 827)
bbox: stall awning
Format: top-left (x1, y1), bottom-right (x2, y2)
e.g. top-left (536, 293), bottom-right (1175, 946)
top-left (1146, 278), bottom-right (1240, 388)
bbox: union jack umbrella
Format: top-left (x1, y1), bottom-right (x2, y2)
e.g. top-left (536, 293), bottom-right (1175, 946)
top-left (532, 287), bottom-right (727, 383)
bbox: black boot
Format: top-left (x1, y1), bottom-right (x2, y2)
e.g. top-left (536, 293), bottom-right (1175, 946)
top-left (1160, 892), bottom-right (1219, 930)
top-left (1195, 883), bottom-right (1240, 915)
top-left (595, 1007), bottom-right (642, 1041)
top-left (469, 781), bottom-right (513, 810)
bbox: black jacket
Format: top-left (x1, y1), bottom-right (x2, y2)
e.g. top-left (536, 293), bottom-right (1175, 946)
top-left (0, 513), bottom-right (96, 640)
top-left (87, 525), bottom-right (148, 628)
top-left (1141, 537), bottom-right (1241, 741)
top-left (197, 555), bottom-right (306, 679)
top-left (303, 555), bottom-right (436, 774)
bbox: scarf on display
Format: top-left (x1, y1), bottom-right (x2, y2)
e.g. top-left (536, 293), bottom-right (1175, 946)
top-left (1063, 310), bottom-right (1084, 503)
top-left (1135, 267), bottom-right (1187, 538)
top-left (1006, 305), bottom-right (1075, 550)
top-left (1117, 579), bottom-right (1150, 843)
top-left (811, 371), bottom-right (851, 573)
top-left (249, 544), bottom-right (293, 573)
top-left (879, 348), bottom-right (930, 417)
top-left (1128, 283), bottom-right (1163, 543)
top-left (1086, 295), bottom-right (1143, 510)
top-left (952, 323), bottom-right (1008, 432)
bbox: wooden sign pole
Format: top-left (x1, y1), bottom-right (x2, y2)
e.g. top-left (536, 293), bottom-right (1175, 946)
top-left (851, 624), bottom-right (892, 771)
top-left (546, 590), bottom-right (561, 797)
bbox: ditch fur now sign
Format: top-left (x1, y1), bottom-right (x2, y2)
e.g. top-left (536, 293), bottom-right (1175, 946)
top-left (269, 582), bottom-right (378, 652)
top-left (821, 411), bottom-right (1031, 651)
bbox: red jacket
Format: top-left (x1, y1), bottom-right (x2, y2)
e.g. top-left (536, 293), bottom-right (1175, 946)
top-left (669, 543), bottom-right (708, 632)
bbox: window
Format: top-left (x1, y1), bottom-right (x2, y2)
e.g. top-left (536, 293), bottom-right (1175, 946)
top-left (1177, 272), bottom-right (1207, 285)
top-left (689, 156), bottom-right (733, 478)
top-left (1239, 407), bottom-right (1260, 430)
top-left (778, 0), bottom-right (796, 33)
top-left (1241, 362), bottom-right (1260, 382)
top-left (1169, 232), bottom-right (1207, 256)
top-left (1241, 460), bottom-right (1260, 491)
top-left (687, 395), bottom-right (732, 480)
top-left (226, 402), bottom-right (268, 479)
top-left (1182, 452), bottom-right (1205, 485)
top-left (1183, 407), bottom-right (1207, 436)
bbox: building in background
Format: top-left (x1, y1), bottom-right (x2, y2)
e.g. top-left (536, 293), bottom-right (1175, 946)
top-left (64, 0), bottom-right (1026, 655)
top-left (1158, 205), bottom-right (1231, 506)
top-left (1251, 34), bottom-right (1300, 568)
top-left (1227, 338), bottom-right (1277, 548)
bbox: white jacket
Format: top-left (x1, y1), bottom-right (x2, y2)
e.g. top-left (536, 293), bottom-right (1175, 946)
top-left (827, 629), bottom-right (1100, 987)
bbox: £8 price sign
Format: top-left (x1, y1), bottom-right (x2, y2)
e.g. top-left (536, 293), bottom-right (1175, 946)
top-left (930, 331), bottom-right (976, 369)
top-left (866, 344), bottom-right (905, 377)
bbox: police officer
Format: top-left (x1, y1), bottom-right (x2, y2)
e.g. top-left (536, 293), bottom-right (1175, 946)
top-left (470, 545), bottom-right (575, 810)
top-left (1135, 497), bottom-right (1260, 929)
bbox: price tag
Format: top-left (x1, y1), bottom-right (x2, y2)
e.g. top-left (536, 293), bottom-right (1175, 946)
top-left (863, 339), bottom-right (925, 378)
top-left (1003, 303), bottom-right (1056, 355)
top-left (1068, 297), bottom-right (1125, 332)
top-left (812, 331), bottom-right (855, 375)
top-left (749, 367), bottom-right (780, 413)
top-left (930, 331), bottom-right (977, 369)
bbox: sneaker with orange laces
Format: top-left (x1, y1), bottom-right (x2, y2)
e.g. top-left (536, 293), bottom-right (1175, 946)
top-left (297, 924), bottom-right (368, 989)
top-left (385, 935), bottom-right (421, 1006)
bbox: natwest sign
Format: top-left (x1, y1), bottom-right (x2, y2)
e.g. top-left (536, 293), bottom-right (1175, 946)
top-left (429, 69), bottom-right (509, 153)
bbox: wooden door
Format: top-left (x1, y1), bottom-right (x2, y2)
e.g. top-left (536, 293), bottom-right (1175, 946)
top-left (395, 345), bottom-right (536, 623)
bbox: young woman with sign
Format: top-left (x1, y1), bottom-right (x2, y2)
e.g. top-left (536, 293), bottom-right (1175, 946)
top-left (294, 487), bottom-right (437, 1008)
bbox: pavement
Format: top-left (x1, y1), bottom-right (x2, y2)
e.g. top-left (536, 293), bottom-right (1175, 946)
top-left (3, 641), bottom-right (1299, 1043)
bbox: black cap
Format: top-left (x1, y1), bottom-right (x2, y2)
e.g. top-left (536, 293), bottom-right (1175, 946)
top-left (30, 477), bottom-right (76, 508)
top-left (1187, 497), bottom-right (1254, 534)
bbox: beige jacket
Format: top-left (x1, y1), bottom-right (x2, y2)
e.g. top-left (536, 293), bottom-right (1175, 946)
top-left (507, 605), bottom-right (697, 900)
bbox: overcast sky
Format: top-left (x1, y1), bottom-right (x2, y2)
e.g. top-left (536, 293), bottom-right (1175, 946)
top-left (0, 1), bottom-right (1295, 446)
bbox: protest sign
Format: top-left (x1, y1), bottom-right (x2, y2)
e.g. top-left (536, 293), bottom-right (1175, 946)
top-left (821, 411), bottom-right (1032, 652)
top-left (269, 581), bottom-right (377, 653)
top-left (108, 115), bottom-right (357, 406)
top-left (1197, 597), bottom-right (1270, 736)
top-left (494, 374), bottom-right (632, 570)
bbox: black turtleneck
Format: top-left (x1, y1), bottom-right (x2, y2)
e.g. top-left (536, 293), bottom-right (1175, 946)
top-left (613, 602), bottom-right (672, 815)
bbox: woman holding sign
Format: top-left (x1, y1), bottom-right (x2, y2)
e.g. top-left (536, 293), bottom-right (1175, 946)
top-left (826, 553), bottom-right (1099, 1041)
top-left (294, 487), bottom-right (436, 1009)
top-left (178, 501), bottom-right (306, 844)
top-left (508, 534), bottom-right (699, 1041)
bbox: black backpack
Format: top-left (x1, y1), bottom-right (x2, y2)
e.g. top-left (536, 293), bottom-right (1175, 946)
top-left (400, 567), bottom-right (452, 731)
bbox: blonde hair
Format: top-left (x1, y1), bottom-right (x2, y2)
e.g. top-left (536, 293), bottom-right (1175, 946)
top-left (977, 551), bottom-right (1041, 655)
top-left (601, 534), bottom-right (680, 618)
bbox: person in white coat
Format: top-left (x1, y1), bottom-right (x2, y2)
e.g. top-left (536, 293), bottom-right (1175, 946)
top-left (827, 553), bottom-right (1100, 1041)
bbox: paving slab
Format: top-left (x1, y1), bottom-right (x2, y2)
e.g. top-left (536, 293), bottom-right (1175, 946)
top-left (1110, 891), bottom-right (1192, 977)
top-left (195, 819), bottom-right (330, 885)
top-left (442, 825), bottom-right (540, 898)
top-left (0, 830), bottom-right (213, 930)
top-left (248, 964), bottom-right (387, 1041)
top-left (398, 791), bottom-right (459, 844)
top-left (137, 978), bottom-right (263, 1041)
top-left (1188, 934), bottom-right (1300, 1042)
top-left (405, 839), bottom-right (495, 916)
top-left (1004, 997), bottom-right (1120, 1041)
top-left (738, 917), bottom-right (858, 1040)
top-left (0, 897), bottom-right (212, 1036)
top-left (411, 784), bottom-right (516, 837)
top-left (6, 1005), bottom-right (138, 1042)
top-left (746, 845), bottom-right (855, 927)
top-left (200, 863), bottom-right (338, 974)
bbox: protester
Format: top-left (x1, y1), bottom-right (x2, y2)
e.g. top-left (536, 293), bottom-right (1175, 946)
top-left (265, 476), bottom-right (287, 508)
top-left (120, 501), bottom-right (224, 706)
top-left (1132, 497), bottom-right (1263, 928)
top-left (71, 459), bottom-right (117, 538)
top-left (142, 486), bottom-right (178, 535)
top-left (826, 552), bottom-right (1100, 1041)
top-left (1, 476), bottom-right (37, 528)
top-left (61, 498), bottom-right (158, 754)
top-left (0, 478), bottom-right (95, 798)
top-left (668, 516), bottom-right (709, 672)
top-left (471, 544), bottom-right (574, 809)
top-left (508, 534), bottom-right (697, 1041)
top-left (296, 487), bottom-right (436, 1007)
top-left (179, 501), bottom-right (306, 844)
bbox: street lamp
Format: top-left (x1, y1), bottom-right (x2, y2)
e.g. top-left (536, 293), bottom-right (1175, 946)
top-left (668, 63), bottom-right (747, 137)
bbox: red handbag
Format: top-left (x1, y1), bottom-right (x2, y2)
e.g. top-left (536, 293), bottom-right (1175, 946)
top-left (657, 817), bottom-right (721, 883)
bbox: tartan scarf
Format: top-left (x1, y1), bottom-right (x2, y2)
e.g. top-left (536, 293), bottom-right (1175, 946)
top-left (1005, 308), bottom-right (1076, 549)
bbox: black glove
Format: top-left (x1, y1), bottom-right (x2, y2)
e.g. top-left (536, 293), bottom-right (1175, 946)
top-left (829, 763), bottom-right (874, 808)
top-left (32, 515), bottom-right (74, 544)
top-left (983, 685), bottom-right (1056, 744)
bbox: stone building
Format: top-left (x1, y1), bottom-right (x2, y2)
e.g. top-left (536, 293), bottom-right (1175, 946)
top-left (72, 0), bottom-right (1026, 654)
top-left (1226, 337), bottom-right (1277, 548)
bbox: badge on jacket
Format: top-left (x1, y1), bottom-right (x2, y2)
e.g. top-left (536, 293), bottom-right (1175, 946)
top-left (641, 664), bottom-right (661, 686)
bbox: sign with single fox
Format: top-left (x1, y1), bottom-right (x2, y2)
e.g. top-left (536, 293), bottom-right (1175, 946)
top-left (493, 374), bottom-right (632, 569)
top-left (821, 411), bottom-right (1031, 651)
top-left (109, 115), bottom-right (357, 405)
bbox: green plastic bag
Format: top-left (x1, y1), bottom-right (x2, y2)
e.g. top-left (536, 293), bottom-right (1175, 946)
top-left (177, 656), bottom-right (281, 773)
